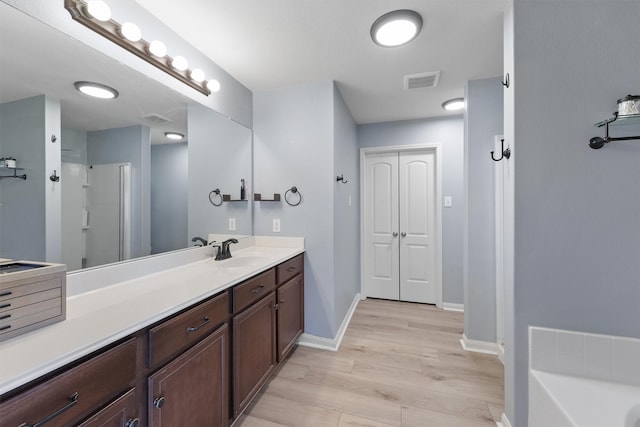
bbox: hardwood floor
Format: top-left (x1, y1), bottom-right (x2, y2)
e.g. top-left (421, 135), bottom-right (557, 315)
top-left (235, 298), bottom-right (504, 427)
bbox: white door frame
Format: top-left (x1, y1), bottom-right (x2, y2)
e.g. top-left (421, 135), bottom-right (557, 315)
top-left (494, 136), bottom-right (506, 362)
top-left (360, 143), bottom-right (443, 308)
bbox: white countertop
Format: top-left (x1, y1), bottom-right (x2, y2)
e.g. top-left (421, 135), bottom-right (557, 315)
top-left (0, 237), bottom-right (304, 395)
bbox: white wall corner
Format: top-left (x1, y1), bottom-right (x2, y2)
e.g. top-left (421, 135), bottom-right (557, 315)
top-left (298, 293), bottom-right (360, 352)
top-left (460, 333), bottom-right (498, 355)
top-left (443, 302), bottom-right (464, 312)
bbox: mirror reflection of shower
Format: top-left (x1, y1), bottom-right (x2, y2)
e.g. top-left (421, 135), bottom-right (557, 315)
top-left (62, 163), bottom-right (132, 270)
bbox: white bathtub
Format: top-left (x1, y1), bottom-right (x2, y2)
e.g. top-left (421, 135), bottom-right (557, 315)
top-left (530, 369), bottom-right (640, 427)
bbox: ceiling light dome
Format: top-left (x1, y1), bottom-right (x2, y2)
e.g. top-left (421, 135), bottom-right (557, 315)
top-left (371, 10), bottom-right (423, 47)
top-left (74, 81), bottom-right (119, 99)
top-left (442, 98), bottom-right (465, 111)
top-left (164, 132), bottom-right (184, 140)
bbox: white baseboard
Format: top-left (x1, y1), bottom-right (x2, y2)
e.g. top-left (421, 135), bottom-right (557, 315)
top-left (496, 412), bottom-right (512, 427)
top-left (497, 341), bottom-right (505, 365)
top-left (297, 293), bottom-right (360, 352)
top-left (442, 302), bottom-right (464, 312)
top-left (460, 333), bottom-right (498, 355)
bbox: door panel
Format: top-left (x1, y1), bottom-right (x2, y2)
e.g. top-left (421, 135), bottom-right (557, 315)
top-left (363, 149), bottom-right (440, 304)
top-left (400, 151), bottom-right (437, 303)
top-left (364, 153), bottom-right (399, 300)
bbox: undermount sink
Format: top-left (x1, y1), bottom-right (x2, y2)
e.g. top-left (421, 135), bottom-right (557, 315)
top-left (220, 255), bottom-right (270, 268)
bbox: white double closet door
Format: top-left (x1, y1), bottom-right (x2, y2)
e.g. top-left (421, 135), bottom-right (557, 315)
top-left (363, 149), bottom-right (441, 304)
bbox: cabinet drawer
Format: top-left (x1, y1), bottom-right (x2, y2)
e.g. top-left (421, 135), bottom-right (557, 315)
top-left (0, 338), bottom-right (136, 427)
top-left (233, 269), bottom-right (276, 313)
top-left (148, 291), bottom-right (229, 368)
top-left (77, 387), bottom-right (138, 427)
top-left (276, 254), bottom-right (303, 285)
top-left (0, 287), bottom-right (61, 313)
top-left (0, 277), bottom-right (62, 302)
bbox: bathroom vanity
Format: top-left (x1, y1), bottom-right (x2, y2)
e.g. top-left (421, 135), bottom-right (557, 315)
top-left (0, 240), bottom-right (304, 427)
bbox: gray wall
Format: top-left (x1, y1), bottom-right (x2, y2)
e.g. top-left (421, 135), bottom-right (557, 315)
top-left (254, 81), bottom-right (359, 339)
top-left (510, 1), bottom-right (640, 425)
top-left (87, 125), bottom-right (151, 259)
top-left (333, 84), bottom-right (359, 328)
top-left (464, 77), bottom-right (503, 342)
top-left (151, 142), bottom-right (188, 254)
top-left (3, 0), bottom-right (252, 128)
top-left (187, 103), bottom-right (253, 240)
top-left (254, 81), bottom-right (336, 338)
top-left (0, 95), bottom-right (56, 261)
top-left (357, 116), bottom-right (465, 305)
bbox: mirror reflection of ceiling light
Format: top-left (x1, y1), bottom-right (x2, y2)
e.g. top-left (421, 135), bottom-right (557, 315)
top-left (120, 22), bottom-right (142, 42)
top-left (64, 0), bottom-right (215, 96)
top-left (86, 0), bottom-right (111, 22)
top-left (164, 132), bottom-right (184, 141)
top-left (371, 10), bottom-right (423, 47)
top-left (442, 98), bottom-right (465, 111)
top-left (207, 80), bottom-right (221, 93)
top-left (171, 56), bottom-right (188, 72)
top-left (74, 81), bottom-right (119, 99)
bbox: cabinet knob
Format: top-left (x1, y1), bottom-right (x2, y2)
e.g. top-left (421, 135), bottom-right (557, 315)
top-left (279, 299), bottom-right (285, 303)
top-left (126, 418), bottom-right (141, 427)
top-left (154, 397), bottom-right (166, 409)
top-left (401, 232), bottom-right (407, 237)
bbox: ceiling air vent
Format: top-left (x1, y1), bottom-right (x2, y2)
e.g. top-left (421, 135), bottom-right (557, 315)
top-left (404, 71), bottom-right (440, 90)
top-left (139, 113), bottom-right (172, 124)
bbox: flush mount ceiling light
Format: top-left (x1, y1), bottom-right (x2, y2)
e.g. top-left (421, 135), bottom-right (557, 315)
top-left (371, 9), bottom-right (423, 47)
top-left (442, 98), bottom-right (465, 111)
top-left (64, 0), bottom-right (214, 96)
top-left (74, 81), bottom-right (119, 99)
top-left (164, 132), bottom-right (184, 141)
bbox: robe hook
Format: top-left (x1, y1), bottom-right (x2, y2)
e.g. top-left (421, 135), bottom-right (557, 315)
top-left (336, 175), bottom-right (348, 184)
top-left (491, 139), bottom-right (511, 161)
top-left (502, 73), bottom-right (510, 88)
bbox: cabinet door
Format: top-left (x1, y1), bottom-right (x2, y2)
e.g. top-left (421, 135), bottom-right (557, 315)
top-left (77, 388), bottom-right (139, 427)
top-left (148, 323), bottom-right (229, 427)
top-left (232, 292), bottom-right (276, 417)
top-left (276, 275), bottom-right (304, 361)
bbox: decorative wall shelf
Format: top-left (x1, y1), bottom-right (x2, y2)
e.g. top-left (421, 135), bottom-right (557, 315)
top-left (0, 168), bottom-right (27, 180)
top-left (590, 113), bottom-right (640, 149)
top-left (254, 193), bottom-right (281, 202)
top-left (222, 195), bottom-right (248, 202)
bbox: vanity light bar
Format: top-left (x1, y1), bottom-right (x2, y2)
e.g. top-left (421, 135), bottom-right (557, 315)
top-left (64, 0), bottom-right (212, 96)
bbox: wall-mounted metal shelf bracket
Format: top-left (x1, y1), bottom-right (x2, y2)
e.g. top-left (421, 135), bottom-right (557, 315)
top-left (0, 168), bottom-right (27, 180)
top-left (589, 113), bottom-right (640, 149)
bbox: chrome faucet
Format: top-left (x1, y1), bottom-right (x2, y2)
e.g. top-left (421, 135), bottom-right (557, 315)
top-left (213, 238), bottom-right (239, 261)
top-left (191, 236), bottom-right (208, 247)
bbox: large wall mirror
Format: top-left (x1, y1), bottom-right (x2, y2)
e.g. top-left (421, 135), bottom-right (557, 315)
top-left (0, 3), bottom-right (252, 272)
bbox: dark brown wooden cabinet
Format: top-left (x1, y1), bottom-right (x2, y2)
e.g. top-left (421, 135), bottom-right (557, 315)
top-left (232, 291), bottom-right (277, 417)
top-left (77, 388), bottom-right (138, 427)
top-left (0, 338), bottom-right (136, 427)
top-left (148, 323), bottom-right (229, 427)
top-left (276, 274), bottom-right (304, 361)
top-left (0, 253), bottom-right (304, 427)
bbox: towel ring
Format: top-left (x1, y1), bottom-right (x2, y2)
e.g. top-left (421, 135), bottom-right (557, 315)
top-left (208, 188), bottom-right (223, 207)
top-left (284, 186), bottom-right (302, 206)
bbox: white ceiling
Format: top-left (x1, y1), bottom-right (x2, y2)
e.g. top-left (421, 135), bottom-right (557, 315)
top-left (135, 0), bottom-right (506, 124)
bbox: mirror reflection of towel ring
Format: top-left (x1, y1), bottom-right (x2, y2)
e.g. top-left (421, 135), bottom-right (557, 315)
top-left (285, 186), bottom-right (302, 206)
top-left (209, 188), bottom-right (223, 207)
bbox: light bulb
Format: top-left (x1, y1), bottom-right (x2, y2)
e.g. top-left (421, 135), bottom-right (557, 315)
top-left (172, 56), bottom-right (188, 71)
top-left (86, 0), bottom-right (111, 22)
top-left (207, 79), bottom-right (221, 93)
top-left (120, 22), bottom-right (142, 42)
top-left (190, 69), bottom-right (206, 83)
top-left (149, 40), bottom-right (167, 57)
